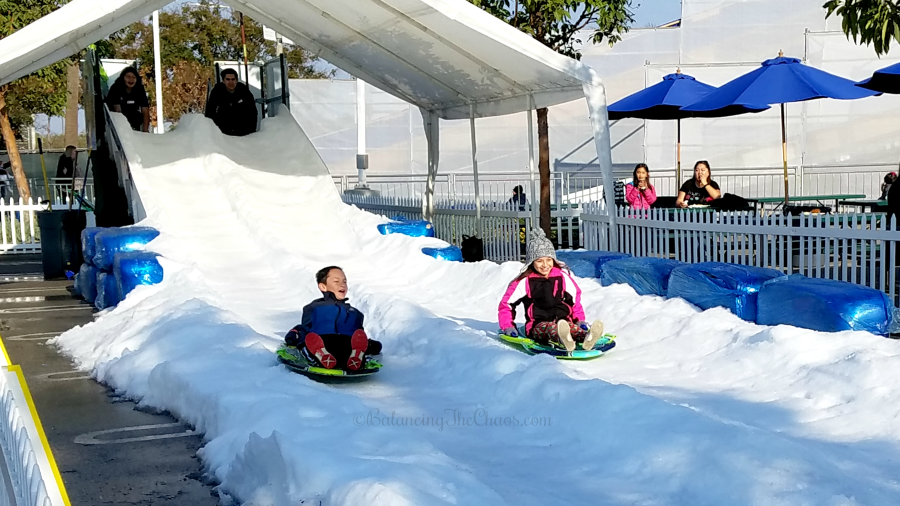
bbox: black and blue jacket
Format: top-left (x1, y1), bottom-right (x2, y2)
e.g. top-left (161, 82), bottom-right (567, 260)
top-left (285, 292), bottom-right (365, 346)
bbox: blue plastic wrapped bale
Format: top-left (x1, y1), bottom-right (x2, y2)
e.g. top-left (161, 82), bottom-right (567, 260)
top-left (93, 227), bottom-right (160, 271)
top-left (757, 275), bottom-right (893, 336)
top-left (95, 271), bottom-right (120, 310)
top-left (555, 250), bottom-right (631, 278)
top-left (421, 246), bottom-right (463, 262)
top-left (115, 251), bottom-right (164, 299)
top-left (80, 227), bottom-right (105, 266)
top-left (600, 257), bottom-right (685, 297)
top-left (377, 219), bottom-right (435, 238)
top-left (667, 262), bottom-right (785, 321)
top-left (76, 263), bottom-right (98, 303)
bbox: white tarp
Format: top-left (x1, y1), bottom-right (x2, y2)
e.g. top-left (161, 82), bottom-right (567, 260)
top-left (0, 0), bottom-right (605, 120)
top-left (0, 0), bottom-right (618, 243)
top-left (0, 0), bottom-right (169, 85)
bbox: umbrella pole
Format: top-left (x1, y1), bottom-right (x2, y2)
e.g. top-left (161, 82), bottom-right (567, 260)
top-left (676, 118), bottom-right (682, 186)
top-left (781, 103), bottom-right (789, 208)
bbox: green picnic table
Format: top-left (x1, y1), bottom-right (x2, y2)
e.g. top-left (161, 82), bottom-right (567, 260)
top-left (755, 194), bottom-right (866, 211)
top-left (836, 199), bottom-right (888, 213)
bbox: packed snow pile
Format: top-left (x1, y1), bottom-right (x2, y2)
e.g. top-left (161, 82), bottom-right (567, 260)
top-left (53, 113), bottom-right (900, 505)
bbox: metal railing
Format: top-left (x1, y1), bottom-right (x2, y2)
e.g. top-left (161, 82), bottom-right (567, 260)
top-left (333, 164), bottom-right (896, 209)
top-left (2, 180), bottom-right (94, 208)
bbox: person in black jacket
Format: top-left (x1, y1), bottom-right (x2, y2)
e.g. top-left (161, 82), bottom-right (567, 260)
top-left (205, 68), bottom-right (258, 136)
top-left (56, 146), bottom-right (77, 180)
top-left (106, 67), bottom-right (150, 132)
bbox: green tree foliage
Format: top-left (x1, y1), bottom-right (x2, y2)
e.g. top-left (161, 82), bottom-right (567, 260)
top-left (0, 0), bottom-right (74, 199)
top-left (0, 0), bottom-right (71, 130)
top-left (468, 0), bottom-right (634, 235)
top-left (824, 0), bottom-right (900, 56)
top-left (103, 0), bottom-right (330, 125)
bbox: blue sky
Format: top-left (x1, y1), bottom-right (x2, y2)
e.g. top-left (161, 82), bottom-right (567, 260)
top-left (171, 0), bottom-right (683, 29)
top-left (632, 0), bottom-right (682, 27)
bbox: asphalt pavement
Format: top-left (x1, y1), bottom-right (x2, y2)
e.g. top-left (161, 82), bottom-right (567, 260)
top-left (0, 254), bottom-right (218, 505)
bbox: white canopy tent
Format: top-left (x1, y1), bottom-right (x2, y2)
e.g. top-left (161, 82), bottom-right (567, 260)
top-left (0, 0), bottom-right (617, 246)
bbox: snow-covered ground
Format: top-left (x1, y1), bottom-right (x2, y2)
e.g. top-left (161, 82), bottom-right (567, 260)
top-left (53, 114), bottom-right (900, 505)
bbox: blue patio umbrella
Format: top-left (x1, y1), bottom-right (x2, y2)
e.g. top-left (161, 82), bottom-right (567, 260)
top-left (682, 53), bottom-right (879, 206)
top-left (857, 61), bottom-right (900, 93)
top-left (608, 70), bottom-right (768, 182)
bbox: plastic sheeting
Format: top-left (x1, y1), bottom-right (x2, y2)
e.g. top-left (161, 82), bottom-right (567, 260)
top-left (93, 227), bottom-right (159, 271)
top-left (377, 219), bottom-right (435, 238)
top-left (114, 252), bottom-right (164, 299)
top-left (757, 275), bottom-right (893, 336)
top-left (421, 246), bottom-right (463, 262)
top-left (75, 263), bottom-right (98, 303)
top-left (600, 257), bottom-right (684, 296)
top-left (667, 262), bottom-right (785, 321)
top-left (0, 0), bottom-right (599, 118)
top-left (81, 227), bottom-right (105, 266)
top-left (95, 271), bottom-right (120, 310)
top-left (556, 250), bottom-right (631, 278)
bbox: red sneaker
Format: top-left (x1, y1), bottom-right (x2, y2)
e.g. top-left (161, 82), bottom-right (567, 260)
top-left (305, 332), bottom-right (336, 369)
top-left (347, 329), bottom-right (368, 371)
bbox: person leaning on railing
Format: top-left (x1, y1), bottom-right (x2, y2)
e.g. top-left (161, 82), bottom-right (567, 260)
top-left (676, 160), bottom-right (721, 208)
top-left (625, 163), bottom-right (657, 209)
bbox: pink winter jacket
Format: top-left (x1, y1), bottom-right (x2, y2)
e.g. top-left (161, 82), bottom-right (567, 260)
top-left (498, 266), bottom-right (586, 335)
top-left (625, 182), bottom-right (657, 210)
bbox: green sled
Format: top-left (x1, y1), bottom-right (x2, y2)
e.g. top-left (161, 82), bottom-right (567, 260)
top-left (498, 330), bottom-right (616, 360)
top-left (276, 345), bottom-right (382, 379)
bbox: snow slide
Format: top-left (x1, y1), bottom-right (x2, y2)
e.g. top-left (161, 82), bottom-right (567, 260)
top-left (53, 113), bottom-right (900, 505)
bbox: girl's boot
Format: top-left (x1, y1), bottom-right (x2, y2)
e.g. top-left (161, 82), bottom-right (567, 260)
top-left (556, 320), bottom-right (576, 352)
top-left (581, 320), bottom-right (604, 350)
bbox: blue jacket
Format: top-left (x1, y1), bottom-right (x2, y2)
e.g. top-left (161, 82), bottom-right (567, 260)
top-left (286, 292), bottom-right (365, 344)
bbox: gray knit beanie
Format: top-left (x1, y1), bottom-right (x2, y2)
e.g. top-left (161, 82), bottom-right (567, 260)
top-left (525, 227), bottom-right (556, 267)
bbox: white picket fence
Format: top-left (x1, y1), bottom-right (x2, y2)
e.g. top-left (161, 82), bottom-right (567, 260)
top-left (0, 200), bottom-right (45, 254)
top-left (346, 193), bottom-right (900, 306)
top-left (581, 204), bottom-right (900, 307)
top-left (343, 194), bottom-right (581, 263)
top-left (0, 360), bottom-right (69, 506)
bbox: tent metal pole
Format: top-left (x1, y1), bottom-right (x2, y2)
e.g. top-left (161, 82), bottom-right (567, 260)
top-left (356, 78), bottom-right (367, 188)
top-left (420, 108), bottom-right (438, 221)
top-left (152, 11), bottom-right (164, 134)
top-left (527, 95), bottom-right (537, 229)
top-left (469, 103), bottom-right (482, 237)
top-left (429, 111), bottom-right (438, 220)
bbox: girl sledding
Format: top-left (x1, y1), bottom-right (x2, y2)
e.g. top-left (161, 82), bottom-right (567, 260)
top-left (498, 229), bottom-right (615, 359)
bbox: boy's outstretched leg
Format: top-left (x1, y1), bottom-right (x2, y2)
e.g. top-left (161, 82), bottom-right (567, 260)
top-left (347, 329), bottom-right (368, 371)
top-left (581, 320), bottom-right (604, 350)
top-left (305, 332), bottom-right (337, 369)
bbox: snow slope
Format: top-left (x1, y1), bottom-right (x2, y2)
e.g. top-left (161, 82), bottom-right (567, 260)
top-left (53, 113), bottom-right (900, 505)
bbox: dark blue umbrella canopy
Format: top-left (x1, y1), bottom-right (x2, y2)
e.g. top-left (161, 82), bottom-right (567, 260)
top-left (682, 56), bottom-right (878, 116)
top-left (608, 72), bottom-right (768, 120)
top-left (681, 55), bottom-right (878, 205)
top-left (857, 61), bottom-right (900, 94)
